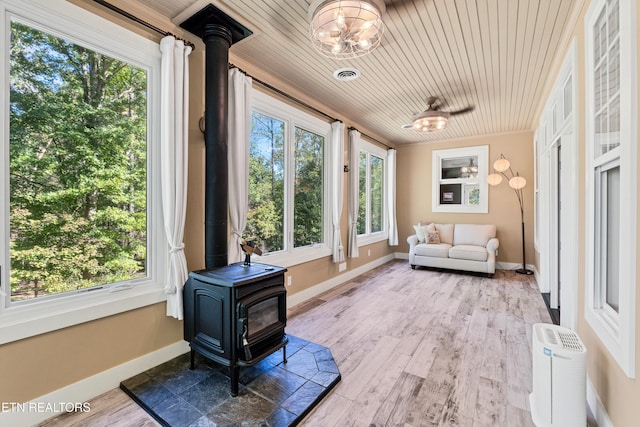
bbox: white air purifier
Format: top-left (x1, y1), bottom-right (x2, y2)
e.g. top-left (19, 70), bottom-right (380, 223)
top-left (529, 323), bottom-right (587, 427)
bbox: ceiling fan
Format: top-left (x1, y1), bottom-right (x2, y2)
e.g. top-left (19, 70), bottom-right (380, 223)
top-left (402, 97), bottom-right (474, 133)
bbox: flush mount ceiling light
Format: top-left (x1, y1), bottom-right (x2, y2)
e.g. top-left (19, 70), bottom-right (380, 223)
top-left (402, 97), bottom-right (474, 133)
top-left (308, 0), bottom-right (385, 59)
top-left (411, 110), bottom-right (451, 132)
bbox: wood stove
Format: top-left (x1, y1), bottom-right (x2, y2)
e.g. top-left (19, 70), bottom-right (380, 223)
top-left (183, 262), bottom-right (288, 395)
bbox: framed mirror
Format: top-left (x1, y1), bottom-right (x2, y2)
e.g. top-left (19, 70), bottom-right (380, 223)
top-left (432, 145), bottom-right (488, 213)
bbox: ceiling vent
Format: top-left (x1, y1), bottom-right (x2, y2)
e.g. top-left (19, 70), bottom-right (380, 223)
top-left (333, 67), bottom-right (360, 81)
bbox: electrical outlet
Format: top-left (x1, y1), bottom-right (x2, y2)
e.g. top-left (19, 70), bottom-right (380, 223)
top-left (338, 262), bottom-right (347, 272)
top-left (287, 276), bottom-right (292, 287)
top-left (368, 249), bottom-right (371, 256)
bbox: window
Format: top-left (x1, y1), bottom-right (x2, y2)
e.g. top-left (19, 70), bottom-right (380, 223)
top-left (357, 139), bottom-right (387, 244)
top-left (432, 146), bottom-right (488, 213)
top-left (247, 90), bottom-right (332, 266)
top-left (0, 0), bottom-right (164, 343)
top-left (585, 0), bottom-right (636, 378)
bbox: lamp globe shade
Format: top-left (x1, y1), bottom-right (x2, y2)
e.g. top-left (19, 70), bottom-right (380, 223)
top-left (493, 157), bottom-right (510, 172)
top-left (509, 175), bottom-right (527, 190)
top-left (487, 173), bottom-right (503, 186)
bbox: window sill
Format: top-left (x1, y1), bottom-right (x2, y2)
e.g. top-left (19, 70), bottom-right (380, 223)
top-left (0, 284), bottom-right (167, 345)
top-left (357, 232), bottom-right (388, 247)
top-left (252, 244), bottom-right (332, 268)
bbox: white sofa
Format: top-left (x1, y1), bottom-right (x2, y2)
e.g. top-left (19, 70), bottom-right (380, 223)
top-left (407, 223), bottom-right (499, 276)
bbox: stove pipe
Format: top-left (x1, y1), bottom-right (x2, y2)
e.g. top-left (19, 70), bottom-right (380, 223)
top-left (180, 5), bottom-right (252, 269)
top-left (202, 25), bottom-right (231, 269)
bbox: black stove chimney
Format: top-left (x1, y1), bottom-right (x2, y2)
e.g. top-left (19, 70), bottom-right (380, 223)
top-left (180, 5), bottom-right (252, 269)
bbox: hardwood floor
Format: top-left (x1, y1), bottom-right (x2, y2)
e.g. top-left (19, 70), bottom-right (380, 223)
top-left (41, 260), bottom-right (555, 427)
top-left (288, 260), bottom-right (549, 426)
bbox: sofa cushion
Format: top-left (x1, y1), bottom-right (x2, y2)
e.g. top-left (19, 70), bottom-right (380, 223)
top-left (435, 223), bottom-right (454, 245)
top-left (449, 245), bottom-right (489, 262)
top-left (415, 243), bottom-right (451, 258)
top-left (453, 224), bottom-right (496, 246)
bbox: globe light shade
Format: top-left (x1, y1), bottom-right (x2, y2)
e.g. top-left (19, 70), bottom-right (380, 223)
top-left (309, 0), bottom-right (386, 59)
top-left (493, 157), bottom-right (510, 172)
top-left (509, 175), bottom-right (527, 190)
top-left (487, 173), bottom-right (503, 186)
top-left (411, 110), bottom-right (450, 132)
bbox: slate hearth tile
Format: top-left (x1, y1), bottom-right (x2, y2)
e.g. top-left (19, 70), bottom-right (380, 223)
top-left (280, 381), bottom-right (325, 416)
top-left (279, 349), bottom-right (318, 379)
top-left (239, 358), bottom-right (276, 385)
top-left (186, 415), bottom-right (217, 427)
top-left (300, 342), bottom-right (325, 354)
top-left (122, 373), bottom-right (176, 409)
top-left (180, 371), bottom-right (234, 414)
top-left (246, 366), bottom-right (307, 404)
top-left (205, 388), bottom-right (278, 426)
top-left (314, 349), bottom-right (339, 374)
top-left (285, 335), bottom-right (309, 348)
top-left (122, 336), bottom-right (340, 427)
top-left (153, 395), bottom-right (202, 427)
top-left (147, 357), bottom-right (216, 394)
top-left (283, 335), bottom-right (308, 357)
top-left (309, 370), bottom-right (340, 388)
top-left (265, 407), bottom-right (297, 427)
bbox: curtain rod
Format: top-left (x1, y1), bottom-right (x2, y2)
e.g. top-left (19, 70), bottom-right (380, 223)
top-left (91, 0), bottom-right (195, 50)
top-left (230, 65), bottom-right (392, 150)
top-left (347, 127), bottom-right (392, 150)
top-left (230, 64), bottom-right (336, 123)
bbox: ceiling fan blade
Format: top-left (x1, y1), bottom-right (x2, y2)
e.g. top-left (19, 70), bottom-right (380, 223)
top-left (448, 105), bottom-right (475, 115)
top-left (401, 123), bottom-right (414, 129)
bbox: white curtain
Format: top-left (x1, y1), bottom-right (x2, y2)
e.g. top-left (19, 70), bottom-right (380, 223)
top-left (387, 149), bottom-right (399, 246)
top-left (160, 36), bottom-right (192, 320)
top-left (331, 121), bottom-right (345, 263)
top-left (348, 129), bottom-right (361, 258)
top-left (228, 68), bottom-right (252, 263)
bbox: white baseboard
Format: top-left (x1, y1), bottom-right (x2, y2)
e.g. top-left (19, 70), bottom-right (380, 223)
top-left (393, 253), bottom-right (536, 275)
top-left (494, 261), bottom-right (537, 274)
top-left (0, 340), bottom-right (190, 427)
top-left (287, 254), bottom-right (395, 308)
top-left (587, 376), bottom-right (614, 427)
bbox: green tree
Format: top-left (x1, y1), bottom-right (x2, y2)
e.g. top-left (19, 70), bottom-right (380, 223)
top-left (247, 112), bottom-right (284, 252)
top-left (9, 22), bottom-right (147, 300)
top-left (293, 127), bottom-right (323, 247)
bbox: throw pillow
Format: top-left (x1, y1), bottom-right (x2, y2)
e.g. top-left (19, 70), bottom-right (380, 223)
top-left (426, 231), bottom-right (440, 244)
top-left (413, 223), bottom-right (431, 243)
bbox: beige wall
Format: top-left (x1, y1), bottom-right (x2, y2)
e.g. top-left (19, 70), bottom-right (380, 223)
top-left (396, 131), bottom-right (535, 266)
top-left (0, 0), bottom-right (395, 404)
top-left (531, 1), bottom-right (640, 426)
top-left (6, 2), bottom-right (640, 426)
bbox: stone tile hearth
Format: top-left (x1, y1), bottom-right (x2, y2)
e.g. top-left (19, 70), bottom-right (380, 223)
top-left (120, 335), bottom-right (340, 427)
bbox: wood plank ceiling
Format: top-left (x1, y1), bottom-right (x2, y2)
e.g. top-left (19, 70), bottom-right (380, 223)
top-left (128, 0), bottom-right (581, 145)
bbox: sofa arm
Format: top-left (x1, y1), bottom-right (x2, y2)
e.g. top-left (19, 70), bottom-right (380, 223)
top-left (407, 235), bottom-right (419, 247)
top-left (486, 237), bottom-right (499, 253)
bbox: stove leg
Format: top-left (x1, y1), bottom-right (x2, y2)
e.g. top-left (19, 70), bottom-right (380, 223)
top-left (231, 366), bottom-right (239, 396)
top-left (283, 345), bottom-right (287, 364)
top-left (189, 349), bottom-right (195, 370)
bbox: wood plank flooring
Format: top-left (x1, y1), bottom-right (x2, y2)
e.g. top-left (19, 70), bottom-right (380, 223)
top-left (289, 261), bottom-right (549, 427)
top-left (41, 260), bottom-right (559, 427)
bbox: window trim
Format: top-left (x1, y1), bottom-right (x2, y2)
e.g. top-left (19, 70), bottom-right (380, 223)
top-left (0, 0), bottom-right (166, 345)
top-left (249, 90), bottom-right (333, 267)
top-left (584, 0), bottom-right (637, 379)
top-left (357, 138), bottom-right (388, 247)
top-left (432, 145), bottom-right (488, 213)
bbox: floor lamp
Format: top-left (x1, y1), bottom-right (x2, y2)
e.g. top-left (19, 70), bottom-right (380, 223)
top-left (488, 154), bottom-right (534, 275)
